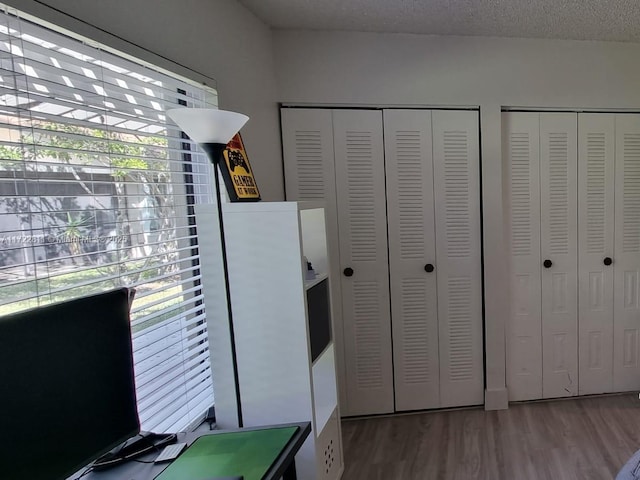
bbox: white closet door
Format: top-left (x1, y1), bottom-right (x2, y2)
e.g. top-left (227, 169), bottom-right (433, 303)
top-left (280, 108), bottom-right (350, 414)
top-left (432, 110), bottom-right (484, 407)
top-left (333, 110), bottom-right (394, 415)
top-left (539, 113), bottom-right (578, 398)
top-left (614, 114), bottom-right (640, 392)
top-left (577, 113), bottom-right (615, 395)
top-left (281, 109), bottom-right (337, 203)
top-left (384, 110), bottom-right (440, 411)
top-left (504, 112), bottom-right (543, 401)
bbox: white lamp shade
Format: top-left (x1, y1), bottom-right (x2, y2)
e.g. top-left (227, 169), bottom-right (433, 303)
top-left (166, 108), bottom-right (249, 144)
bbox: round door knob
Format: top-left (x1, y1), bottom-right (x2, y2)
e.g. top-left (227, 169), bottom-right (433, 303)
top-left (543, 259), bottom-right (553, 269)
top-left (343, 267), bottom-right (354, 277)
top-left (424, 264), bottom-right (435, 273)
top-left (604, 257), bottom-right (613, 266)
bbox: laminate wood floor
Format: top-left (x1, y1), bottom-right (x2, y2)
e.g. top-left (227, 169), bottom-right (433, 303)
top-left (341, 393), bottom-right (640, 480)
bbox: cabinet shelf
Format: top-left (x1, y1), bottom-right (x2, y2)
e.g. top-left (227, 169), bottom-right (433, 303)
top-left (305, 272), bottom-right (328, 290)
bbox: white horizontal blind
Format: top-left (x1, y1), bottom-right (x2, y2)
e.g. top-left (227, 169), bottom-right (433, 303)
top-left (0, 7), bottom-right (218, 433)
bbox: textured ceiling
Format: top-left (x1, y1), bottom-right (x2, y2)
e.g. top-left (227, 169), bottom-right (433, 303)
top-left (237, 0), bottom-right (640, 42)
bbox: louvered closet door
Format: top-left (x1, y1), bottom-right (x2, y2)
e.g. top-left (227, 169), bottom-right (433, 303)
top-left (504, 112), bottom-right (543, 401)
top-left (281, 109), bottom-right (337, 203)
top-left (333, 110), bottom-right (394, 415)
top-left (280, 108), bottom-right (349, 414)
top-left (432, 110), bottom-right (484, 407)
top-left (384, 110), bottom-right (440, 411)
top-left (578, 114), bottom-right (615, 395)
top-left (614, 114), bottom-right (640, 392)
top-left (540, 113), bottom-right (578, 398)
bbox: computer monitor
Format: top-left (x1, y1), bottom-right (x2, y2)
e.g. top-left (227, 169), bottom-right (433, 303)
top-left (0, 288), bottom-right (140, 480)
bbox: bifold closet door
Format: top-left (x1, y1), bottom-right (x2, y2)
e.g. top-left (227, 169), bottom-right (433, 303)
top-left (540, 113), bottom-right (578, 398)
top-left (505, 112), bottom-right (578, 400)
top-left (280, 108), bottom-right (394, 416)
top-left (504, 112), bottom-right (543, 401)
top-left (432, 110), bottom-right (484, 407)
top-left (283, 108), bottom-right (482, 414)
top-left (614, 114), bottom-right (640, 392)
top-left (332, 110), bottom-right (394, 415)
top-left (577, 113), bottom-right (615, 395)
top-left (384, 110), bottom-right (440, 411)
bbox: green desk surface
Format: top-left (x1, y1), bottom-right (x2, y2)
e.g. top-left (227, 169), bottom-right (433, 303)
top-left (154, 426), bottom-right (299, 480)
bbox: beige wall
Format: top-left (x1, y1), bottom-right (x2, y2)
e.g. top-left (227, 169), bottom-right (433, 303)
top-left (8, 0), bottom-right (285, 201)
top-left (273, 30), bottom-right (640, 408)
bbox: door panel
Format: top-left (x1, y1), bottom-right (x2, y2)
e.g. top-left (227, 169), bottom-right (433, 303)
top-left (577, 113), bottom-right (615, 395)
top-left (539, 113), bottom-right (578, 398)
top-left (280, 108), bottom-right (349, 413)
top-left (504, 112), bottom-right (543, 401)
top-left (432, 110), bottom-right (484, 407)
top-left (333, 109), bottom-right (394, 415)
top-left (614, 114), bottom-right (640, 392)
top-left (384, 109), bottom-right (440, 411)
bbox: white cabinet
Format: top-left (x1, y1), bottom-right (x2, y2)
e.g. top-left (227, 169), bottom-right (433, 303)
top-left (282, 108), bottom-right (484, 415)
top-left (201, 201), bottom-right (343, 480)
top-left (505, 111), bottom-right (640, 401)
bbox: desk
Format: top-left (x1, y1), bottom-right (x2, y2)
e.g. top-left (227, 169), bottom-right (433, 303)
top-left (77, 422), bottom-right (311, 480)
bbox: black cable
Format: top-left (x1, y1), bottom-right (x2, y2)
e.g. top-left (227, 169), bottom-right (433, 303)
top-left (76, 466), bottom-right (94, 479)
top-left (91, 433), bottom-right (177, 471)
top-left (132, 458), bottom-right (157, 464)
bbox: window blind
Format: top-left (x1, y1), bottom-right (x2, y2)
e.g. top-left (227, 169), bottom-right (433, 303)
top-left (0, 6), bottom-right (219, 433)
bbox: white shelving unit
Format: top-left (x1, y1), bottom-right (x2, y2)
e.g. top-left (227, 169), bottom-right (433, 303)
top-left (204, 201), bottom-right (343, 480)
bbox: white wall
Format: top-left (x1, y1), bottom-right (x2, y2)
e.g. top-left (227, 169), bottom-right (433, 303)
top-left (8, 0), bottom-right (285, 201)
top-left (273, 30), bottom-right (640, 409)
top-left (274, 31), bottom-right (640, 108)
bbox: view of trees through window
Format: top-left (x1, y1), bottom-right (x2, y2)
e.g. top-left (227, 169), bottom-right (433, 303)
top-left (0, 120), bottom-right (186, 333)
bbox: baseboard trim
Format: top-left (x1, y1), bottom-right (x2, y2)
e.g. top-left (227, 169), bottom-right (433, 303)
top-left (485, 387), bottom-right (509, 410)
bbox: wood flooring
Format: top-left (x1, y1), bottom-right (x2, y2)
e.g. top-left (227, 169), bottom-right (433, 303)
top-left (341, 393), bottom-right (640, 480)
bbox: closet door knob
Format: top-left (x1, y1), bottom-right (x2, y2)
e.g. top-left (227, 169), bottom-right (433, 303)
top-left (343, 267), bottom-right (354, 277)
top-left (424, 264), bottom-right (435, 273)
top-left (543, 259), bottom-right (553, 269)
top-left (604, 257), bottom-right (613, 266)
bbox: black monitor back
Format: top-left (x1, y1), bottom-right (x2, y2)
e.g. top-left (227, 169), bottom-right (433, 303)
top-left (0, 288), bottom-right (140, 480)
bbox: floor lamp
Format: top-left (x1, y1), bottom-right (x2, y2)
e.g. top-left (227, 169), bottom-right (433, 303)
top-left (166, 108), bottom-right (249, 428)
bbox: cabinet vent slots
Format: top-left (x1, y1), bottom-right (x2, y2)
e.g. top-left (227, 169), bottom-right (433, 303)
top-left (323, 438), bottom-right (335, 476)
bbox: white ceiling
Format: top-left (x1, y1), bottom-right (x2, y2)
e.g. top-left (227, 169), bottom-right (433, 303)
top-left (238, 0), bottom-right (640, 42)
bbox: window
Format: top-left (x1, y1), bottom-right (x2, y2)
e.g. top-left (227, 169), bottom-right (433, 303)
top-left (0, 6), bottom-right (219, 432)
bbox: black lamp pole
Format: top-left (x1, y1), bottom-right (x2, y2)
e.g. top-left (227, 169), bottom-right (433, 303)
top-left (201, 142), bottom-right (243, 428)
top-left (166, 108), bottom-right (247, 429)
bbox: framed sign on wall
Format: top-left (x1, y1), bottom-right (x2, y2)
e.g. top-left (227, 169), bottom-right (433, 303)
top-left (220, 133), bottom-right (261, 202)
